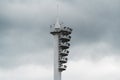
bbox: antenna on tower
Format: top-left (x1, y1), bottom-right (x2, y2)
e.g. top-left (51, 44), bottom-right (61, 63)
top-left (55, 0), bottom-right (61, 28)
top-left (57, 0), bottom-right (59, 21)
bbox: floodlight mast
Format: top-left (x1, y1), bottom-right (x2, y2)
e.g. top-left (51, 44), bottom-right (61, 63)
top-left (50, 20), bottom-right (72, 80)
top-left (50, 0), bottom-right (72, 80)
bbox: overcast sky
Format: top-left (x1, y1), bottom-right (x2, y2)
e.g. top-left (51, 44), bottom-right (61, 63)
top-left (0, 0), bottom-right (120, 80)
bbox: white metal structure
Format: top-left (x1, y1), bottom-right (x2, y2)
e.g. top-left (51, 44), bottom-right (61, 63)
top-left (50, 19), bottom-right (72, 80)
top-left (50, 0), bottom-right (72, 80)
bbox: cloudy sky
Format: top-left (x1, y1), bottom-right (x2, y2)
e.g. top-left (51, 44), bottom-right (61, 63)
top-left (0, 0), bottom-right (120, 80)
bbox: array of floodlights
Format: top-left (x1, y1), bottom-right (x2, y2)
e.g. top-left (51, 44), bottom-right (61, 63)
top-left (51, 26), bottom-right (72, 72)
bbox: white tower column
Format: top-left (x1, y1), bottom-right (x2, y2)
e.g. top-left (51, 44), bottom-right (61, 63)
top-left (54, 34), bottom-right (61, 80)
top-left (50, 0), bottom-right (72, 80)
top-left (50, 19), bottom-right (72, 80)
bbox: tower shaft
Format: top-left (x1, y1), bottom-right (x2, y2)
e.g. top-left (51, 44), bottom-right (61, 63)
top-left (54, 34), bottom-right (61, 80)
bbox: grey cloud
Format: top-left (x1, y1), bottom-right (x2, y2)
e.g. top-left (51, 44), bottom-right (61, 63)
top-left (0, 0), bottom-right (120, 69)
top-left (0, 25), bottom-right (54, 68)
top-left (61, 0), bottom-right (120, 45)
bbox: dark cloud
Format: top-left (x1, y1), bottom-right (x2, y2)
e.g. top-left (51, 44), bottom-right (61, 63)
top-left (0, 0), bottom-right (120, 69)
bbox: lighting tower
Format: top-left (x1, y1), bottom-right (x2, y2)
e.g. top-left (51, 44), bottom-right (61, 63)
top-left (50, 19), bottom-right (72, 80)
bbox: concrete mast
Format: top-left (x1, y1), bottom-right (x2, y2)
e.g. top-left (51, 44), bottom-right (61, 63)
top-left (53, 1), bottom-right (61, 80)
top-left (50, 0), bottom-right (72, 80)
